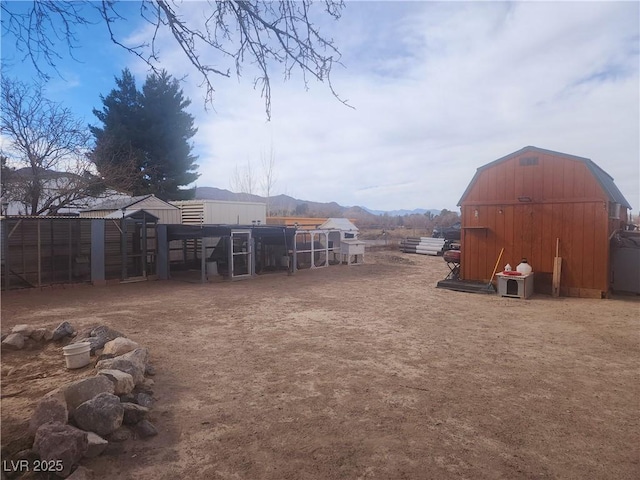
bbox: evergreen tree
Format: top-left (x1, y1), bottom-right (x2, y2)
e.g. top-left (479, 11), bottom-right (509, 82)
top-left (90, 69), bottom-right (199, 200)
top-left (140, 71), bottom-right (199, 199)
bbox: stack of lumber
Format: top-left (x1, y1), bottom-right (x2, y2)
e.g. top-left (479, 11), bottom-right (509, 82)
top-left (400, 237), bottom-right (445, 256)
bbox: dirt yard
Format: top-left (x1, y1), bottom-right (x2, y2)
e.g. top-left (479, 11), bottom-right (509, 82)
top-left (1, 250), bottom-right (638, 479)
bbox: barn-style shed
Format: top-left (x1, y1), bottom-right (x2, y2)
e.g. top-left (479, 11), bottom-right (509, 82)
top-left (458, 146), bottom-right (631, 298)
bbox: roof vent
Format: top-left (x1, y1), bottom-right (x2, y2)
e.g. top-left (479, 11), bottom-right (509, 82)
top-left (519, 156), bottom-right (539, 166)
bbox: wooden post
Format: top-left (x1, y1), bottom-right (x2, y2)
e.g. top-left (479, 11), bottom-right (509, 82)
top-left (121, 213), bottom-right (127, 280)
top-left (37, 219), bottom-right (41, 287)
top-left (21, 219), bottom-right (25, 280)
top-left (68, 220), bottom-right (73, 283)
top-left (227, 235), bottom-right (233, 280)
top-left (201, 234), bottom-right (206, 283)
top-left (142, 212), bottom-right (147, 278)
top-left (250, 236), bottom-right (255, 277)
top-left (50, 218), bottom-right (55, 284)
top-left (293, 231), bottom-right (298, 272)
top-left (3, 219), bottom-right (9, 291)
top-left (552, 238), bottom-right (562, 297)
top-left (90, 220), bottom-right (106, 285)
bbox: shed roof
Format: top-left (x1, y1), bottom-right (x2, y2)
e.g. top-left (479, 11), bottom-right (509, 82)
top-left (458, 146), bottom-right (631, 208)
top-left (166, 224), bottom-right (296, 241)
top-left (104, 209), bottom-right (159, 222)
top-left (318, 218), bottom-right (358, 231)
top-left (81, 194), bottom-right (178, 212)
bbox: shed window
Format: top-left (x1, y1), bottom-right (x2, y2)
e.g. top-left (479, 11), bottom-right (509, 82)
top-left (519, 156), bottom-right (539, 166)
top-left (608, 202), bottom-right (621, 219)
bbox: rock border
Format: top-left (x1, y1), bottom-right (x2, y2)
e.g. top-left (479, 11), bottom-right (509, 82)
top-left (2, 322), bottom-right (158, 479)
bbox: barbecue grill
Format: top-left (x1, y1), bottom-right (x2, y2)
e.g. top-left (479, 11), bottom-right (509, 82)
top-left (443, 249), bottom-right (461, 280)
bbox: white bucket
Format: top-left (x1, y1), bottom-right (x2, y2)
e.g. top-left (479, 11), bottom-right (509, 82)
top-left (63, 342), bottom-right (91, 369)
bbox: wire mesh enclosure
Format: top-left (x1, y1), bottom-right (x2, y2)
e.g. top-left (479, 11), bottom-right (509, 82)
top-left (1, 217), bottom-right (92, 290)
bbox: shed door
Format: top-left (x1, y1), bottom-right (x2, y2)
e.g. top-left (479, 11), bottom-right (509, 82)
top-left (230, 230), bottom-right (252, 280)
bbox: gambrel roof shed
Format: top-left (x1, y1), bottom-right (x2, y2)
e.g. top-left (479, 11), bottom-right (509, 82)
top-left (458, 146), bottom-right (631, 208)
top-left (457, 146), bottom-right (631, 298)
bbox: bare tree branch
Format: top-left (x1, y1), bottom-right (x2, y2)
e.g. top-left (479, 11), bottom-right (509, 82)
top-left (1, 1), bottom-right (352, 119)
top-left (0, 77), bottom-right (118, 215)
top-left (260, 144), bottom-right (277, 215)
top-left (230, 159), bottom-right (257, 200)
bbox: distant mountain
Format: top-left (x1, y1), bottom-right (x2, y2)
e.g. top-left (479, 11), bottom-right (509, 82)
top-left (195, 186), bottom-right (442, 218)
top-left (195, 187), bottom-right (339, 216)
top-left (363, 207), bottom-right (442, 217)
top-left (195, 186), bottom-right (264, 203)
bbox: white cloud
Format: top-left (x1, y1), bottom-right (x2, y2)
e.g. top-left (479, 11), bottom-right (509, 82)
top-left (182, 4), bottom-right (639, 209)
top-left (13, 0), bottom-right (633, 212)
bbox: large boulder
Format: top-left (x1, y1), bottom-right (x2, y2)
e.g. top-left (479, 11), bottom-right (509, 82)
top-left (11, 324), bottom-right (33, 337)
top-left (1, 333), bottom-right (24, 350)
top-left (30, 328), bottom-right (53, 341)
top-left (73, 393), bottom-right (123, 436)
top-left (97, 369), bottom-right (135, 395)
top-left (102, 337), bottom-right (139, 356)
top-left (73, 326), bottom-right (125, 355)
top-left (52, 321), bottom-right (75, 341)
top-left (95, 348), bottom-right (148, 386)
top-left (29, 396), bottom-right (69, 436)
top-left (64, 376), bottom-right (115, 415)
top-left (33, 423), bottom-right (88, 478)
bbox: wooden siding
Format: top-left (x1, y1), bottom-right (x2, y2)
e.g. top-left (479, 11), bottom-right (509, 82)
top-left (460, 150), bottom-right (620, 296)
top-left (461, 152), bottom-right (610, 205)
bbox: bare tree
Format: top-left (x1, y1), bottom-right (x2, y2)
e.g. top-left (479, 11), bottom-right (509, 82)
top-left (260, 145), bottom-right (277, 215)
top-left (0, 77), bottom-right (114, 215)
top-left (1, 1), bottom-right (351, 119)
top-left (230, 159), bottom-right (257, 200)
top-left (87, 134), bottom-right (148, 196)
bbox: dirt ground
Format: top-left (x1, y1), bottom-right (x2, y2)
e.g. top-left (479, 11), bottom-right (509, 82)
top-left (1, 250), bottom-right (638, 479)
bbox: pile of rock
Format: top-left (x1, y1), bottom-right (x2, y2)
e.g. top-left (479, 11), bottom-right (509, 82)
top-left (2, 323), bottom-right (158, 479)
top-left (1, 324), bottom-right (55, 350)
top-left (0, 321), bottom-right (81, 351)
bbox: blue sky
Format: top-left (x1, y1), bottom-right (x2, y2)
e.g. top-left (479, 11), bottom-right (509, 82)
top-left (2, 1), bottom-right (639, 213)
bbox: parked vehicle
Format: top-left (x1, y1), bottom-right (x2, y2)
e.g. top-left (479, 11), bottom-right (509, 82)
top-left (432, 221), bottom-right (461, 241)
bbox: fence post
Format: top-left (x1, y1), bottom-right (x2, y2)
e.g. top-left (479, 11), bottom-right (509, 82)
top-left (91, 220), bottom-right (106, 285)
top-left (156, 225), bottom-right (168, 280)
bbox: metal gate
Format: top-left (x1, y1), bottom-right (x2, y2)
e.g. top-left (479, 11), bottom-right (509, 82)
top-left (229, 229), bottom-right (253, 280)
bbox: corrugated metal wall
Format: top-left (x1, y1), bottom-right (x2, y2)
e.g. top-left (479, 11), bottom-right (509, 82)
top-left (460, 152), bottom-right (620, 297)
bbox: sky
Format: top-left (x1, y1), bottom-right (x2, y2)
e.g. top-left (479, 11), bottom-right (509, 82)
top-left (2, 1), bottom-right (639, 213)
